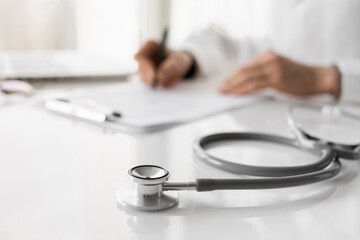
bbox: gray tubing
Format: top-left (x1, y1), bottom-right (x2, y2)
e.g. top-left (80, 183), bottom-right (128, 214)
top-left (193, 132), bottom-right (342, 191)
top-left (195, 158), bottom-right (341, 191)
top-left (194, 132), bottom-right (336, 177)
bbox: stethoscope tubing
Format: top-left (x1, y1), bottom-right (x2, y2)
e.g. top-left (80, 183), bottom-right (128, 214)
top-left (194, 132), bottom-right (336, 177)
top-left (195, 161), bottom-right (340, 191)
top-left (193, 132), bottom-right (341, 191)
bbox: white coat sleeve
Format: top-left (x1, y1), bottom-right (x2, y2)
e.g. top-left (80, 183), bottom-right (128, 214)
top-left (178, 25), bottom-right (269, 76)
top-left (337, 60), bottom-right (360, 100)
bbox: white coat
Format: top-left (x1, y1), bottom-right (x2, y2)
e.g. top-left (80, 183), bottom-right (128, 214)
top-left (181, 0), bottom-right (360, 100)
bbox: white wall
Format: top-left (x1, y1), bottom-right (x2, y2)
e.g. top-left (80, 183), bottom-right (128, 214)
top-left (0, 0), bottom-right (65, 50)
top-left (74, 0), bottom-right (140, 60)
top-left (169, 0), bottom-right (271, 46)
top-left (0, 0), bottom-right (271, 60)
top-left (0, 0), bottom-right (140, 58)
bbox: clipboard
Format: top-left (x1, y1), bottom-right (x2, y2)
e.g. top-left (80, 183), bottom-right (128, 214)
top-left (44, 77), bottom-right (265, 133)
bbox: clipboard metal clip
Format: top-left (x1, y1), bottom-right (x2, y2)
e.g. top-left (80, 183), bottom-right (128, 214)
top-left (44, 98), bottom-right (121, 123)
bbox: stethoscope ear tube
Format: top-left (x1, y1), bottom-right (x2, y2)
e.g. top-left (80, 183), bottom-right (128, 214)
top-left (287, 103), bottom-right (360, 160)
top-left (194, 132), bottom-right (336, 177)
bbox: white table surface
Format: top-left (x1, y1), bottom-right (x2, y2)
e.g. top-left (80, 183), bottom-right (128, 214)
top-left (0, 83), bottom-right (359, 240)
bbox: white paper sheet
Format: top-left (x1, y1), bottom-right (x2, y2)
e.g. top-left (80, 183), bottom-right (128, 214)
top-left (46, 77), bottom-right (265, 132)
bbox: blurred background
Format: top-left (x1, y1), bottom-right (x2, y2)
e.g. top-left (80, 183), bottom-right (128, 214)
top-left (0, 0), bottom-right (270, 62)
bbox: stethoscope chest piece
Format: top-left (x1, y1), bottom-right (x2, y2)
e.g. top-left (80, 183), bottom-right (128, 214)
top-left (117, 165), bottom-right (179, 211)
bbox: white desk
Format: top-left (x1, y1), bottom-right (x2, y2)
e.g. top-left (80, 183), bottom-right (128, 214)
top-left (0, 84), bottom-right (359, 240)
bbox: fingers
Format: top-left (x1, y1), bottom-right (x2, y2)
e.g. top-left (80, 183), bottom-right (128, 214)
top-left (220, 66), bottom-right (265, 91)
top-left (156, 56), bottom-right (186, 87)
top-left (136, 41), bottom-right (194, 88)
top-left (137, 58), bottom-right (156, 85)
top-left (229, 75), bottom-right (269, 94)
top-left (219, 51), bottom-right (279, 95)
top-left (136, 56), bottom-right (180, 88)
top-left (137, 55), bottom-right (181, 88)
top-left (135, 41), bottom-right (159, 86)
top-left (135, 40), bottom-right (180, 88)
top-left (220, 72), bottom-right (270, 95)
top-left (135, 41), bottom-right (159, 60)
top-left (155, 51), bottom-right (194, 88)
top-left (219, 64), bottom-right (271, 95)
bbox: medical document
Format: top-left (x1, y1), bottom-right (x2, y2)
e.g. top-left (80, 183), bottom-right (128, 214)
top-left (45, 77), bottom-right (264, 132)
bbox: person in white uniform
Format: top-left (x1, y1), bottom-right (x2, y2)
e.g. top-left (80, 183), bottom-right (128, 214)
top-left (135, 0), bottom-right (360, 100)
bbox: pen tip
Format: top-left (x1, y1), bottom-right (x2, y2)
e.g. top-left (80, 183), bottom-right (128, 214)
top-left (113, 112), bottom-right (122, 118)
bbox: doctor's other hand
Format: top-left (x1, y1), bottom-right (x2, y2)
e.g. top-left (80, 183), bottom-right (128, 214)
top-left (219, 51), bottom-right (341, 98)
top-left (135, 41), bottom-right (195, 88)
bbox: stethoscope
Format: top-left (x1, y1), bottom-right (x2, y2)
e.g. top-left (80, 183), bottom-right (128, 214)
top-left (117, 103), bottom-right (360, 211)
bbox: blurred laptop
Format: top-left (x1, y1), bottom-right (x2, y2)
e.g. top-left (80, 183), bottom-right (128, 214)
top-left (0, 50), bottom-right (136, 83)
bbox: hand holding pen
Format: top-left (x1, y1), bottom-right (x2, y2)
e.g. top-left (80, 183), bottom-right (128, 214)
top-left (135, 28), bottom-right (195, 88)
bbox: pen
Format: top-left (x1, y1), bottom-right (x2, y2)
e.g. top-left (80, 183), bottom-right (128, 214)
top-left (152, 27), bottom-right (169, 88)
top-left (45, 98), bottom-right (121, 123)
